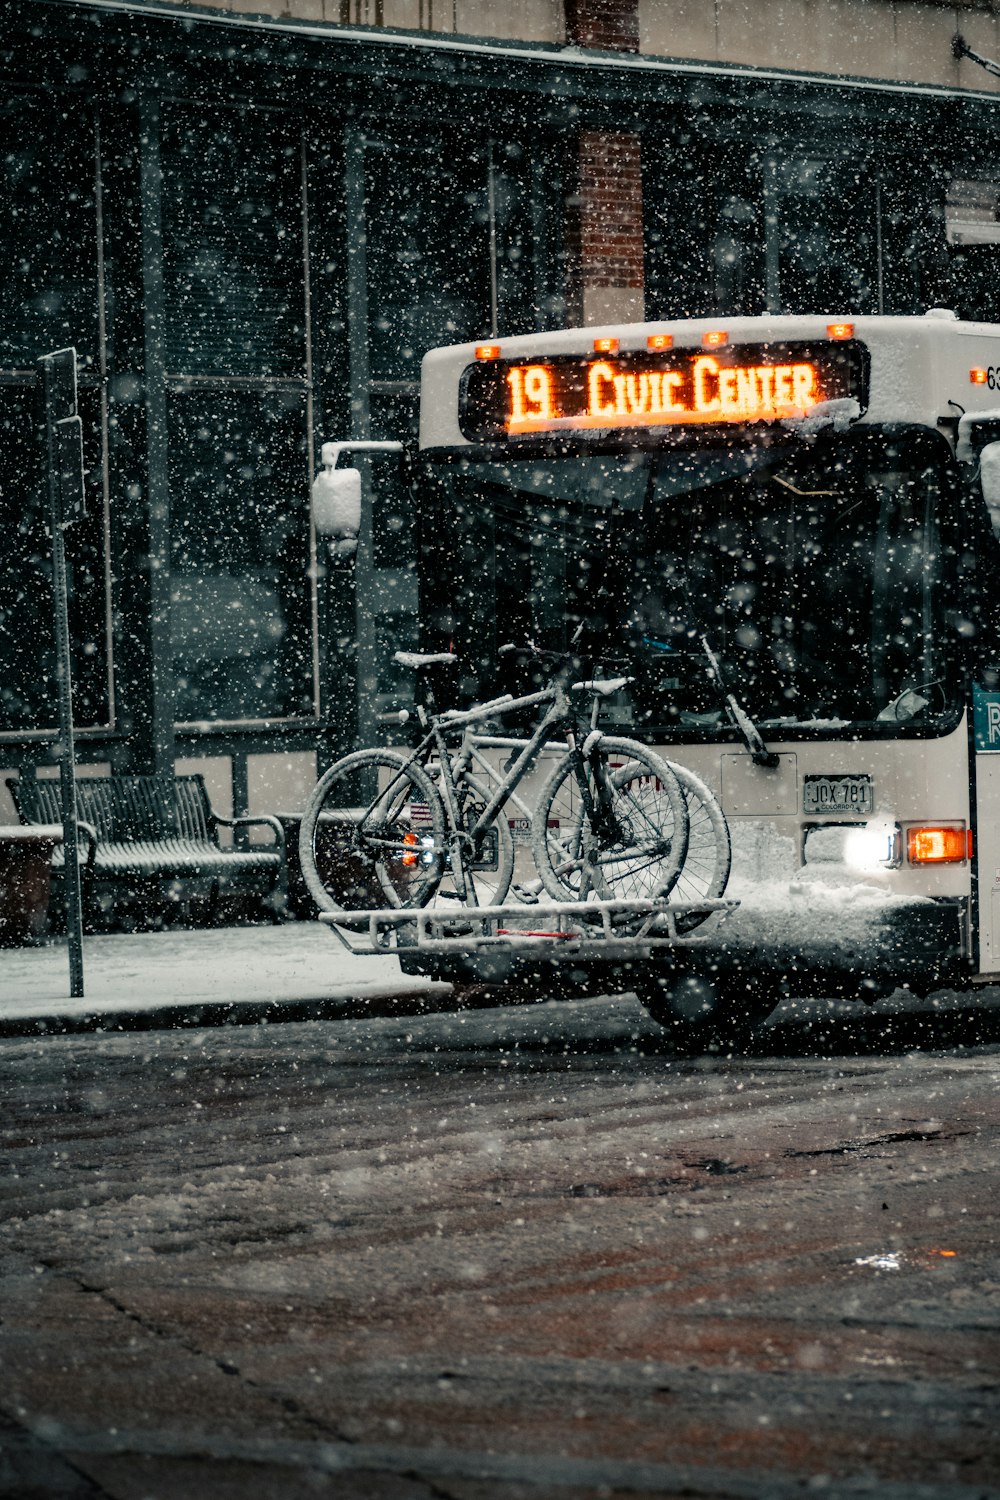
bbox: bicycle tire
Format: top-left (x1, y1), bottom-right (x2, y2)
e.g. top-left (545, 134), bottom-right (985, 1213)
top-left (664, 763), bottom-right (731, 933)
top-left (299, 749), bottom-right (446, 916)
top-left (530, 737), bottom-right (688, 906)
top-left (431, 771), bottom-right (515, 910)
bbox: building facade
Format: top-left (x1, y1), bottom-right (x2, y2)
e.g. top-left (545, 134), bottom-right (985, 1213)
top-left (3, 0), bottom-right (1000, 823)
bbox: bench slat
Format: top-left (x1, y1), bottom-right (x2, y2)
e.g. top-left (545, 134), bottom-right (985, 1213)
top-left (6, 772), bottom-right (285, 916)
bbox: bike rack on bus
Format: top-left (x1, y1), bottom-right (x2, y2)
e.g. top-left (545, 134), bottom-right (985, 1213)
top-left (319, 896), bottom-right (738, 958)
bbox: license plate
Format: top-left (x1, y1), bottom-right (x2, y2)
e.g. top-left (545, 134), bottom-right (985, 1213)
top-left (803, 774), bottom-right (874, 816)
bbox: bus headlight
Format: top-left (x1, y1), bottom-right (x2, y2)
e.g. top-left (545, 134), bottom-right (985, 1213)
top-left (803, 822), bottom-right (901, 870)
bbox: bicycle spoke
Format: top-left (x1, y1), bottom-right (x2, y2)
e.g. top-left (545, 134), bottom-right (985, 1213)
top-left (532, 741), bottom-right (689, 917)
top-left (299, 749), bottom-right (446, 915)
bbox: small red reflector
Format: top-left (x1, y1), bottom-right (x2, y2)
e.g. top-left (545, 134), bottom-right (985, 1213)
top-left (647, 333), bottom-right (673, 351)
top-left (593, 336), bottom-right (619, 354)
top-left (971, 368), bottom-right (989, 385)
top-left (827, 321), bottom-right (854, 340)
top-left (475, 343), bottom-right (501, 361)
top-left (906, 825), bottom-right (968, 864)
top-left (497, 929), bottom-right (578, 939)
top-left (702, 329), bottom-right (728, 348)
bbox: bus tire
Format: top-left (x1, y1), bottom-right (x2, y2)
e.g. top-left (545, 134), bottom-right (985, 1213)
top-left (634, 968), bottom-right (777, 1054)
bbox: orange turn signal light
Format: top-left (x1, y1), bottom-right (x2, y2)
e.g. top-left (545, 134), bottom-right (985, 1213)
top-left (971, 368), bottom-right (989, 385)
top-left (593, 336), bottom-right (619, 354)
top-left (827, 321), bottom-right (854, 340)
top-left (647, 333), bottom-right (673, 351)
top-left (475, 343), bottom-right (501, 361)
top-left (906, 824), bottom-right (970, 864)
top-left (702, 329), bottom-right (728, 348)
top-left (402, 831), bottom-right (419, 867)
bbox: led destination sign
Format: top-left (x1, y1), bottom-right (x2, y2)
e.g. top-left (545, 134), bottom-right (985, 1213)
top-left (459, 341), bottom-right (868, 444)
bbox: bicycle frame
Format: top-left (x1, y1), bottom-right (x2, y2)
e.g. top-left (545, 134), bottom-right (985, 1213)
top-left (402, 668), bottom-right (614, 904)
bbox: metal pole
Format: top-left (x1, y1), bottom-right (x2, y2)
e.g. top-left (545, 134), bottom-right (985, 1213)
top-left (341, 126), bottom-right (370, 756)
top-left (763, 154), bottom-right (782, 315)
top-left (40, 348), bottom-right (86, 998)
top-left (487, 138), bottom-right (499, 338)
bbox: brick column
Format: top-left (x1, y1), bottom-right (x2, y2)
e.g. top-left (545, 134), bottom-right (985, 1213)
top-left (565, 0), bottom-right (638, 52)
top-left (575, 129), bottom-right (644, 325)
top-left (564, 0), bottom-right (644, 326)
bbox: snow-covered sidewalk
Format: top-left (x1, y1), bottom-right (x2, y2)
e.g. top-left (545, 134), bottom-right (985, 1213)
top-left (0, 921), bottom-right (451, 1035)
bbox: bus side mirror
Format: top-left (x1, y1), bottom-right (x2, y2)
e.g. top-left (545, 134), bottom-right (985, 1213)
top-left (980, 441), bottom-right (1000, 536)
top-left (312, 464), bottom-right (362, 555)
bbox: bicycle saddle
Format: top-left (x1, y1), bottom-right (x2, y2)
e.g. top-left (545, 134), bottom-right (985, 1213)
top-left (573, 676), bottom-right (633, 697)
top-left (393, 651), bottom-right (457, 670)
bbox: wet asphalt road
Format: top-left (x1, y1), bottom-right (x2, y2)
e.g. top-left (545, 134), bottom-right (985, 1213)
top-left (2, 989), bottom-right (999, 1500)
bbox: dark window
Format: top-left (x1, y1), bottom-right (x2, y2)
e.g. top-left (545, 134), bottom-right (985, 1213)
top-left (0, 383), bottom-right (111, 733)
top-left (646, 137), bottom-right (935, 320)
top-left (161, 106), bottom-right (306, 378)
top-left (364, 137), bottom-right (493, 385)
top-left (645, 137), bottom-right (766, 319)
top-left (0, 93), bottom-right (109, 733)
top-left (769, 155), bottom-right (878, 315)
top-left (0, 93), bottom-right (100, 367)
top-left (160, 103), bottom-right (314, 724)
top-left (946, 176), bottom-right (1000, 322)
top-left (168, 389), bottom-right (312, 722)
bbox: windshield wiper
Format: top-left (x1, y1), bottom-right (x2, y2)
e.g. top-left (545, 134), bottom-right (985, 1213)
top-left (700, 635), bottom-right (780, 769)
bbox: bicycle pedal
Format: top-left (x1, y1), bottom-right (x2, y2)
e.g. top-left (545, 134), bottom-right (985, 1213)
top-left (511, 883), bottom-right (540, 905)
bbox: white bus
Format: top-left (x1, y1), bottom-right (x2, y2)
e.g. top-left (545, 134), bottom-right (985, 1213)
top-left (327, 311), bottom-right (1000, 1042)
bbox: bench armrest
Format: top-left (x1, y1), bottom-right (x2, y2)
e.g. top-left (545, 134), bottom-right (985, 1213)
top-left (213, 813), bottom-right (286, 856)
top-left (4, 779), bottom-right (99, 870)
top-left (68, 819), bottom-right (99, 869)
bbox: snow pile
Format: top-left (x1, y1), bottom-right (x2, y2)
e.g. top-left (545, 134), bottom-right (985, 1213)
top-left (781, 397), bottom-right (860, 438)
top-left (723, 817), bottom-right (929, 956)
top-left (956, 411), bottom-right (1000, 537)
top-left (0, 923), bottom-right (446, 1024)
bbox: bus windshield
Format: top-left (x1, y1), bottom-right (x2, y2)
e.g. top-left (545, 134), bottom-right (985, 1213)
top-left (417, 425), bottom-right (962, 738)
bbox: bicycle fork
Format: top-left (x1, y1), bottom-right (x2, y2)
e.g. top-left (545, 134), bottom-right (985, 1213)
top-left (428, 728), bottom-right (480, 907)
top-left (565, 734), bottom-right (620, 899)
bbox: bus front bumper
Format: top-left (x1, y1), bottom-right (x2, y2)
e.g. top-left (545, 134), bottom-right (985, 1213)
top-left (395, 895), bottom-right (970, 1001)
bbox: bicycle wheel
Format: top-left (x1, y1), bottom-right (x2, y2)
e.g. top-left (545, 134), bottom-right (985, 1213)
top-left (531, 737), bottom-right (688, 906)
top-left (429, 773), bottom-right (515, 910)
top-left (299, 749), bottom-right (446, 916)
top-left (665, 764), bottom-right (731, 933)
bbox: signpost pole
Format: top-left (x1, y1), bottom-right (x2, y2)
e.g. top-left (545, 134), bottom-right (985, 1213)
top-left (40, 348), bottom-right (86, 998)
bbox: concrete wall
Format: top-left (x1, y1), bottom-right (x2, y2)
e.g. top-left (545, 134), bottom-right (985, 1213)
top-left (172, 0), bottom-right (1000, 97)
top-left (639, 0), bottom-right (1000, 94)
top-left (171, 0), bottom-right (1000, 97)
top-left (455, 0), bottom-right (564, 41)
top-left (192, 0), bottom-right (564, 41)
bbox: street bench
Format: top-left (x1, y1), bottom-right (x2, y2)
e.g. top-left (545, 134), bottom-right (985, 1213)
top-left (6, 772), bottom-right (285, 925)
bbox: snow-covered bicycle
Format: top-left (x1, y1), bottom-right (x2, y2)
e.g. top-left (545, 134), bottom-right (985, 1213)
top-left (298, 642), bottom-right (703, 923)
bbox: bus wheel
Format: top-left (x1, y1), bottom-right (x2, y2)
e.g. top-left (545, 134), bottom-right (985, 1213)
top-left (634, 970), bottom-right (777, 1054)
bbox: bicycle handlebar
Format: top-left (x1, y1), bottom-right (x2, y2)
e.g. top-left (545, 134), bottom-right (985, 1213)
top-left (436, 673), bottom-right (630, 728)
top-left (498, 633), bottom-right (585, 669)
top-left (439, 688), bottom-right (546, 726)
